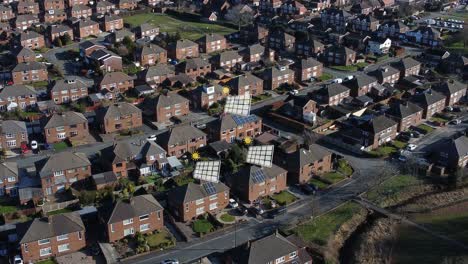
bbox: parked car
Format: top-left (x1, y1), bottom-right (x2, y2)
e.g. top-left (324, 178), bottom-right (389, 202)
top-left (397, 134), bottom-right (411, 142)
top-left (229, 198), bottom-right (239, 208)
top-left (332, 78), bottom-right (343, 84)
top-left (30, 140), bottom-right (38, 150)
top-left (450, 119), bottom-right (461, 125)
top-left (398, 155), bottom-right (408, 162)
top-left (160, 260), bottom-right (179, 264)
top-left (300, 183), bottom-right (317, 195)
top-left (406, 144), bottom-right (417, 151)
top-left (13, 255), bottom-right (23, 264)
top-left (0, 242), bottom-right (7, 257)
top-left (20, 142), bottom-right (30, 154)
top-left (266, 206), bottom-right (287, 219)
top-left (289, 89), bottom-right (299, 95)
top-left (147, 135), bottom-right (157, 141)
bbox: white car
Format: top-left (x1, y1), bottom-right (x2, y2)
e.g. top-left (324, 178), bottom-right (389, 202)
top-left (30, 140), bottom-right (38, 150)
top-left (147, 135), bottom-right (157, 141)
top-left (13, 255), bottom-right (23, 264)
top-left (35, 54), bottom-right (43, 59)
top-left (406, 144), bottom-right (417, 151)
top-left (160, 259), bottom-right (179, 264)
top-left (229, 198), bottom-right (238, 208)
top-left (332, 78), bottom-right (343, 84)
top-left (289, 89), bottom-right (299, 95)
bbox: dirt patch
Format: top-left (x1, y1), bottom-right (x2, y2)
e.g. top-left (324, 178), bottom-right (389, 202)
top-left (396, 187), bottom-right (468, 213)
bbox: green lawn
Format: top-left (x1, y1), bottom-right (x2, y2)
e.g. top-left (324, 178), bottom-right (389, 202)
top-left (47, 208), bottom-right (73, 216)
top-left (53, 141), bottom-right (69, 151)
top-left (0, 204), bottom-right (17, 214)
top-left (30, 80), bottom-right (49, 88)
top-left (146, 230), bottom-right (175, 249)
top-left (367, 145), bottom-right (398, 157)
top-left (36, 259), bottom-right (57, 264)
top-left (392, 140), bottom-right (407, 149)
top-left (193, 219), bottom-right (214, 234)
top-left (252, 93), bottom-right (272, 103)
top-left (330, 62), bottom-right (368, 72)
top-left (445, 40), bottom-right (468, 55)
top-left (337, 159), bottom-right (353, 176)
top-left (123, 14), bottom-right (236, 40)
top-left (271, 191), bottom-right (297, 206)
top-left (393, 211), bottom-right (468, 264)
top-left (430, 116), bottom-right (450, 123)
top-left (173, 174), bottom-right (194, 186)
top-left (322, 171), bottom-right (346, 184)
top-left (219, 213), bottom-right (235, 222)
top-left (417, 124), bottom-right (435, 134)
top-left (365, 174), bottom-right (422, 207)
top-left (318, 72), bottom-right (333, 82)
top-left (310, 178), bottom-right (330, 190)
top-left (293, 202), bottom-right (363, 246)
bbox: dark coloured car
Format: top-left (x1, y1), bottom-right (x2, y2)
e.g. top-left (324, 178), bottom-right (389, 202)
top-left (300, 184), bottom-right (317, 195)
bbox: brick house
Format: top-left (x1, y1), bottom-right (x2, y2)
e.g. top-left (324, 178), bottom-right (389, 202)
top-left (228, 164), bottom-right (287, 203)
top-left (106, 194), bottom-right (163, 242)
top-left (268, 31), bottom-right (295, 52)
top-left (135, 44), bottom-right (167, 67)
top-left (211, 50), bottom-right (243, 70)
top-left (0, 5), bottom-right (14, 21)
top-left (74, 19), bottom-right (100, 39)
top-left (279, 0), bottom-right (307, 15)
top-left (158, 125), bottom-right (206, 158)
top-left (106, 28), bottom-right (135, 43)
top-left (0, 120), bottom-right (28, 151)
top-left (66, 0), bottom-right (89, 7)
top-left (14, 14), bottom-right (39, 30)
top-left (208, 114), bottom-right (262, 143)
top-left (19, 212), bottom-right (86, 263)
top-left (42, 0), bottom-right (65, 10)
top-left (391, 57), bottom-right (421, 79)
top-left (87, 49), bottom-right (123, 72)
top-left (118, 0), bottom-right (138, 10)
top-left (295, 39), bottom-right (325, 58)
top-left (102, 14), bottom-right (123, 32)
top-left (344, 115), bottom-right (398, 149)
top-left (18, 31), bottom-right (45, 49)
top-left (135, 23), bottom-right (159, 40)
top-left (226, 232), bottom-right (312, 264)
top-left (351, 14), bottom-right (380, 32)
top-left (48, 24), bottom-right (73, 43)
top-left (17, 0), bottom-right (39, 15)
top-left (168, 39), bottom-right (199, 60)
top-left (15, 47), bottom-right (35, 63)
top-left (190, 84), bottom-right (227, 110)
top-left (227, 73), bottom-right (264, 96)
top-left (42, 9), bottom-right (67, 23)
top-left (140, 64), bottom-right (175, 88)
top-left (433, 80), bottom-right (467, 106)
top-left (240, 25), bottom-right (268, 44)
top-left (97, 102), bottom-right (143, 134)
top-left (278, 95), bottom-right (317, 123)
top-left (377, 21), bottom-right (409, 39)
top-left (12, 62), bottom-right (48, 84)
top-left (435, 136), bottom-right (468, 170)
top-left (79, 40), bottom-right (104, 57)
top-left (314, 83), bottom-right (350, 106)
top-left (0, 84), bottom-right (37, 111)
top-left (324, 45), bottom-right (356, 66)
top-left (44, 111), bottom-right (89, 143)
top-left (343, 74), bottom-right (377, 97)
top-left (167, 182), bottom-right (229, 222)
top-left (240, 44), bottom-right (275, 63)
top-left (321, 8), bottom-right (352, 32)
top-left (196, 33), bottom-right (226, 53)
top-left (385, 101), bottom-right (423, 132)
top-left (38, 151), bottom-right (91, 196)
top-left (95, 0), bottom-right (116, 14)
top-left (259, 0), bottom-right (282, 13)
top-left (51, 78), bottom-right (88, 104)
top-left (368, 66), bottom-right (400, 84)
top-left (69, 4), bottom-right (92, 19)
top-left (411, 91), bottom-right (446, 119)
top-left (261, 65), bottom-right (295, 90)
top-left (153, 92), bottom-right (190, 123)
top-left (0, 161), bottom-right (19, 196)
top-left (295, 58), bottom-right (323, 82)
top-left (176, 58), bottom-right (211, 79)
top-left (99, 71), bottom-right (134, 98)
top-left (405, 26), bottom-right (441, 47)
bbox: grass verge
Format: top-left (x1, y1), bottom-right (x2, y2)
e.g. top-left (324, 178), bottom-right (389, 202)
top-left (417, 124), bottom-right (435, 134)
top-left (219, 213), bottom-right (235, 222)
top-left (364, 174), bottom-right (423, 207)
top-left (271, 191), bottom-right (297, 206)
top-left (146, 230), bottom-right (175, 249)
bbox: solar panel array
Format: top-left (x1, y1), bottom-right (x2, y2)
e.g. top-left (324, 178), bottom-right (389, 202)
top-left (224, 94), bottom-right (251, 117)
top-left (193, 161), bottom-right (221, 183)
top-left (252, 169), bottom-right (266, 184)
top-left (246, 145), bottom-right (274, 168)
top-left (232, 115), bottom-right (257, 126)
top-left (203, 182), bottom-right (217, 195)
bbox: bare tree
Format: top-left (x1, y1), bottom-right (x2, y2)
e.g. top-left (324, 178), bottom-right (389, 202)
top-left (225, 5), bottom-right (254, 31)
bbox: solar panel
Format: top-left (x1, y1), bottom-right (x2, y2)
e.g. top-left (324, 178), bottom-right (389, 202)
top-left (232, 114), bottom-right (257, 126)
top-left (203, 182), bottom-right (217, 195)
top-left (193, 161), bottom-right (221, 183)
top-left (252, 169), bottom-right (266, 184)
top-left (246, 145), bottom-right (274, 168)
top-left (224, 94), bottom-right (251, 117)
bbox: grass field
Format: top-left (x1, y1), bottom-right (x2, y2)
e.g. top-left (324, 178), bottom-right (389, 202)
top-left (293, 202), bottom-right (363, 246)
top-left (123, 14), bottom-right (236, 40)
top-left (417, 124), bottom-right (435, 134)
top-left (193, 219), bottom-right (213, 234)
top-left (445, 40), bottom-right (468, 55)
top-left (365, 174), bottom-right (422, 207)
top-left (393, 203), bottom-right (468, 264)
top-left (272, 191), bottom-right (297, 206)
top-left (322, 172), bottom-right (347, 184)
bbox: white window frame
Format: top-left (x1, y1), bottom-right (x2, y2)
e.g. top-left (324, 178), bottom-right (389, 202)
top-left (40, 247), bottom-right (52, 257)
top-left (38, 239), bottom-right (50, 245)
top-left (57, 243), bottom-right (70, 253)
top-left (57, 234), bottom-right (68, 241)
top-left (140, 223), bottom-right (150, 232)
top-left (123, 218), bottom-right (133, 225)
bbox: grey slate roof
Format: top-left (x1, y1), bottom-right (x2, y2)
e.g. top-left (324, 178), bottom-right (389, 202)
top-left (143, 64), bottom-right (175, 78)
top-left (100, 72), bottom-right (132, 85)
top-left (197, 33), bottom-right (224, 43)
top-left (92, 171), bottom-right (117, 186)
top-left (371, 66), bottom-right (399, 78)
top-left (343, 74), bottom-right (377, 89)
top-left (0, 85), bottom-right (37, 99)
top-left (19, 31), bottom-right (42, 41)
top-left (178, 58), bottom-right (210, 71)
top-left (44, 111), bottom-right (87, 129)
top-left (51, 78), bottom-right (87, 92)
top-left (214, 50), bottom-right (242, 63)
top-left (393, 57), bottom-right (421, 70)
top-left (448, 136), bottom-right (468, 158)
top-left (107, 194), bottom-right (163, 224)
top-left (360, 115), bottom-right (397, 134)
top-left (160, 125), bottom-right (206, 146)
top-left (434, 81), bottom-right (467, 95)
top-left (320, 83), bottom-right (350, 97)
top-left (0, 162), bottom-right (18, 183)
top-left (77, 18), bottom-right (98, 28)
top-left (262, 66), bottom-right (294, 79)
top-left (139, 43), bottom-right (166, 56)
top-left (168, 182), bottom-right (229, 204)
top-left (103, 14), bottom-right (122, 22)
top-left (103, 102), bottom-right (141, 120)
top-left (20, 212), bottom-right (84, 243)
top-left (285, 144), bottom-right (331, 172)
top-left (39, 152), bottom-right (90, 178)
top-left (411, 91), bottom-right (446, 106)
top-left (0, 120), bottom-right (27, 134)
top-left (235, 164), bottom-right (286, 185)
top-left (227, 73), bottom-right (262, 91)
top-left (12, 61), bottom-right (46, 72)
top-left (155, 93), bottom-right (188, 108)
top-left (171, 39), bottom-right (198, 49)
top-left (244, 43), bottom-right (265, 55)
top-left (386, 101), bottom-right (422, 119)
top-left (15, 47), bottom-right (35, 58)
top-left (49, 24), bottom-right (72, 34)
top-left (297, 57), bottom-right (321, 69)
top-left (72, 4), bottom-right (90, 12)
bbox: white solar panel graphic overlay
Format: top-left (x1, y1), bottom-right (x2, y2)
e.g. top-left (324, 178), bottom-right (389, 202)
top-left (246, 145), bottom-right (274, 168)
top-left (224, 94), bottom-right (251, 116)
top-left (193, 161), bottom-right (221, 183)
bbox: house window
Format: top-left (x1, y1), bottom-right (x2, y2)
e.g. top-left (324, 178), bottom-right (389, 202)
top-left (209, 202), bottom-right (217, 210)
top-left (5, 133), bottom-right (13, 138)
top-left (275, 256), bottom-right (285, 264)
top-left (123, 218), bottom-right (133, 225)
top-left (23, 244), bottom-right (28, 252)
top-left (290, 251), bottom-right (297, 258)
top-left (58, 243), bottom-right (70, 252)
top-left (139, 214), bottom-right (149, 221)
top-left (196, 207), bottom-right (204, 215)
top-left (110, 224), bottom-right (115, 233)
top-left (124, 228), bottom-right (134, 236)
top-left (57, 234), bottom-right (68, 241)
top-left (195, 198), bottom-right (204, 205)
top-left (38, 239), bottom-right (50, 245)
top-left (209, 194), bottom-right (217, 201)
top-left (140, 224), bottom-right (150, 232)
top-left (157, 211), bottom-right (161, 220)
top-left (40, 247), bottom-right (52, 256)
top-left (78, 232), bottom-right (82, 240)
top-left (7, 177), bottom-right (15, 182)
top-left (54, 171), bottom-right (64, 177)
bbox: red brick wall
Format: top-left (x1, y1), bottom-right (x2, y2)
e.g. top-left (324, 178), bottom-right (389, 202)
top-left (103, 113), bottom-right (143, 134)
top-left (107, 210), bottom-right (163, 242)
top-left (171, 190), bottom-right (229, 222)
top-left (12, 68), bottom-right (48, 84)
top-left (45, 122), bottom-right (89, 144)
